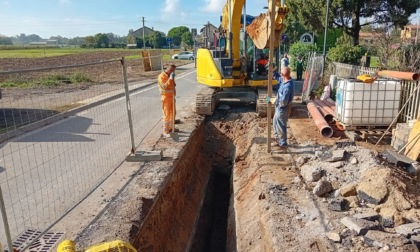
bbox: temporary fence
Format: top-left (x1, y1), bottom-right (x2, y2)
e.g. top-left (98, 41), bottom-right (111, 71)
top-left (301, 52), bottom-right (324, 102)
top-left (331, 62), bottom-right (420, 123)
top-left (0, 53), bottom-right (164, 251)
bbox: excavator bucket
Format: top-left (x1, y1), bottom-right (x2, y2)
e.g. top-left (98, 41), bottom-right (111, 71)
top-left (246, 5), bottom-right (289, 49)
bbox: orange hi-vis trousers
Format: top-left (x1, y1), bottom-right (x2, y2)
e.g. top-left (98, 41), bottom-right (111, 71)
top-left (161, 94), bottom-right (176, 134)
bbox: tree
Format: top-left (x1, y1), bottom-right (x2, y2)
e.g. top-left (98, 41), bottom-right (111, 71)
top-left (181, 32), bottom-right (193, 47)
top-left (94, 33), bottom-right (109, 48)
top-left (84, 36), bottom-right (95, 48)
top-left (287, 0), bottom-right (420, 46)
top-left (167, 26), bottom-right (190, 46)
top-left (0, 36), bottom-right (13, 45)
top-left (149, 31), bottom-right (166, 49)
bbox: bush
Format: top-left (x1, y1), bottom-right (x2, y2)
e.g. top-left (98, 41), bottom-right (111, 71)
top-left (288, 42), bottom-right (317, 71)
top-left (326, 44), bottom-right (365, 65)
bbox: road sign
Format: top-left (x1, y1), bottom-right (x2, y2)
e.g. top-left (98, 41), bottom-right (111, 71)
top-left (166, 37), bottom-right (173, 44)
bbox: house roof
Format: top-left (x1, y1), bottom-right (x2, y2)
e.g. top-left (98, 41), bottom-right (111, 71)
top-left (200, 23), bottom-right (218, 33)
top-left (359, 32), bottom-right (381, 38)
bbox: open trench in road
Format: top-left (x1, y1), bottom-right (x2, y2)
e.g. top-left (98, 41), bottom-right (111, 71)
top-left (130, 116), bottom-right (237, 251)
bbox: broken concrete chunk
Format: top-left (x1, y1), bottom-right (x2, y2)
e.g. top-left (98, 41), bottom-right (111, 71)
top-left (326, 232), bottom-right (341, 243)
top-left (328, 150), bottom-right (347, 162)
top-left (410, 234), bottom-right (420, 248)
top-left (296, 156), bottom-right (309, 166)
top-left (395, 223), bottom-right (420, 237)
top-left (350, 157), bottom-right (358, 164)
top-left (407, 162), bottom-right (420, 176)
top-left (363, 230), bottom-right (409, 248)
top-left (380, 215), bottom-right (395, 228)
top-left (347, 196), bottom-right (360, 208)
top-left (332, 161), bottom-right (345, 169)
top-left (357, 180), bottom-right (388, 205)
top-left (340, 217), bottom-right (380, 235)
top-left (300, 165), bottom-right (323, 182)
top-left (353, 210), bottom-right (380, 222)
top-left (340, 228), bottom-right (352, 238)
top-left (382, 149), bottom-right (415, 168)
top-left (313, 180), bottom-right (333, 197)
top-left (340, 182), bottom-right (358, 197)
top-left (328, 197), bottom-right (349, 212)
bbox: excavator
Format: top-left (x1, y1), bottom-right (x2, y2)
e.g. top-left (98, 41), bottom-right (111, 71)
top-left (195, 0), bottom-right (289, 117)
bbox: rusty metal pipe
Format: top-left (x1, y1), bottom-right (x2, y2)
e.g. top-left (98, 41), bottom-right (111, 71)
top-left (311, 101), bottom-right (334, 123)
top-left (377, 70), bottom-right (420, 81)
top-left (314, 99), bottom-right (335, 118)
top-left (307, 101), bottom-right (334, 138)
top-left (324, 98), bottom-right (336, 111)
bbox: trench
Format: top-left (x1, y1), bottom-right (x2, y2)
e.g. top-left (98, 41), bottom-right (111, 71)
top-left (130, 119), bottom-right (236, 252)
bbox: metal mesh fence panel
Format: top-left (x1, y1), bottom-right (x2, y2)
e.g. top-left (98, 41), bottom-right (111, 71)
top-left (0, 56), bottom-right (144, 248)
top-left (302, 52), bottom-right (324, 102)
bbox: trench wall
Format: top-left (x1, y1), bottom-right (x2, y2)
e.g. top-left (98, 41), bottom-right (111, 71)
top-left (131, 121), bottom-right (212, 251)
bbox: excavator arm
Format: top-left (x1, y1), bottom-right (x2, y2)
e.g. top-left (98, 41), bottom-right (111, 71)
top-left (246, 0), bottom-right (289, 49)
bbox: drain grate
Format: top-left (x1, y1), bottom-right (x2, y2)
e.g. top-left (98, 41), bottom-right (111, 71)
top-left (13, 229), bottom-right (64, 252)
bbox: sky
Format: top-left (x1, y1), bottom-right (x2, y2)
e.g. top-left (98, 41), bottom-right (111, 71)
top-left (0, 0), bottom-right (266, 38)
top-left (0, 0), bottom-right (419, 39)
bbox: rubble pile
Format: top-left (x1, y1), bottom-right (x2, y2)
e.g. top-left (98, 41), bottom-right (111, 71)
top-left (297, 140), bottom-right (420, 251)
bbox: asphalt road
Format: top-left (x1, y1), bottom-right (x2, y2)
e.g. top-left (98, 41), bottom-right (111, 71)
top-left (0, 63), bottom-right (202, 242)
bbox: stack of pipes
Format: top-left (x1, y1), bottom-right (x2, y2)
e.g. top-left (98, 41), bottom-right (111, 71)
top-left (307, 99), bottom-right (336, 138)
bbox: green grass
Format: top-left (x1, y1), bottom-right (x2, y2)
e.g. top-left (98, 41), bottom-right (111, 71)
top-left (0, 47), bottom-right (180, 59)
top-left (0, 72), bottom-right (91, 88)
top-left (0, 48), bottom-right (135, 58)
top-left (370, 56), bottom-right (380, 68)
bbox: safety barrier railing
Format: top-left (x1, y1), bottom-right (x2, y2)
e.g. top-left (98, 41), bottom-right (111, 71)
top-left (0, 54), bottom-right (163, 251)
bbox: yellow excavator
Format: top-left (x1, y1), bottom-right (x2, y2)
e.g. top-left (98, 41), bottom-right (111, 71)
top-left (195, 0), bottom-right (289, 116)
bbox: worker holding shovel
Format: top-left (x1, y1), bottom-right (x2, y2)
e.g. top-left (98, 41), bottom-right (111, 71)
top-left (158, 64), bottom-right (179, 137)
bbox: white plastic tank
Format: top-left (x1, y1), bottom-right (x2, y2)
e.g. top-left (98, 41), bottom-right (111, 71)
top-left (336, 79), bottom-right (401, 126)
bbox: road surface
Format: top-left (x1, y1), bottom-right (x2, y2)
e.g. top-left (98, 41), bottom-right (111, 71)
top-left (0, 63), bottom-right (202, 243)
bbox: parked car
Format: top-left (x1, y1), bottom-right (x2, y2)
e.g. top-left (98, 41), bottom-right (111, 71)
top-left (171, 51), bottom-right (195, 60)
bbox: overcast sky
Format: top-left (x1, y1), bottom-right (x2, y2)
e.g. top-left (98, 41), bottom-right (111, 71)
top-left (0, 0), bottom-right (419, 39)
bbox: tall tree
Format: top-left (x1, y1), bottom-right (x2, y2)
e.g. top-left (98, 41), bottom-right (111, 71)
top-left (181, 31), bottom-right (193, 46)
top-left (84, 36), bottom-right (95, 48)
top-left (287, 0), bottom-right (420, 45)
top-left (167, 26), bottom-right (190, 46)
top-left (0, 36), bottom-right (13, 45)
top-left (94, 33), bottom-right (109, 48)
top-left (149, 31), bottom-right (166, 48)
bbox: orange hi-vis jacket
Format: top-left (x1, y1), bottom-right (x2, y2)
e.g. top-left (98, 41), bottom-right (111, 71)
top-left (158, 71), bottom-right (176, 95)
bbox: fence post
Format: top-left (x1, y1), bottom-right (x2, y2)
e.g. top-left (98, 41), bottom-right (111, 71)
top-left (0, 186), bottom-right (13, 252)
top-left (120, 57), bottom-right (136, 154)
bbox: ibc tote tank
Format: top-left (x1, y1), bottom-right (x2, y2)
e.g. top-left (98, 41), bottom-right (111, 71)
top-left (336, 79), bottom-right (401, 127)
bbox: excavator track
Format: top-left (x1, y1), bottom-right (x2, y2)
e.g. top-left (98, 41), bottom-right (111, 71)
top-left (196, 87), bottom-right (217, 115)
top-left (256, 88), bottom-right (275, 117)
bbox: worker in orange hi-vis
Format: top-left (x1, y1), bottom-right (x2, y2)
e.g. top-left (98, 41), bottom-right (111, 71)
top-left (158, 64), bottom-right (177, 137)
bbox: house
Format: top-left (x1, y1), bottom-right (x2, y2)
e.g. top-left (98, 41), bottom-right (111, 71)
top-left (359, 32), bottom-right (381, 45)
top-left (200, 22), bottom-right (219, 48)
top-left (129, 26), bottom-right (165, 38)
top-left (401, 24), bottom-right (420, 42)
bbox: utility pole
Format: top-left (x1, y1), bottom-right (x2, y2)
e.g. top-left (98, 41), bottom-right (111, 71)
top-left (142, 17), bottom-right (146, 49)
top-left (416, 19), bottom-right (419, 45)
top-left (322, 0), bottom-right (330, 75)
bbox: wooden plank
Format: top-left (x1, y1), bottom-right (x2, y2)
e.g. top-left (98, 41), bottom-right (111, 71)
top-left (404, 120), bottom-right (420, 160)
